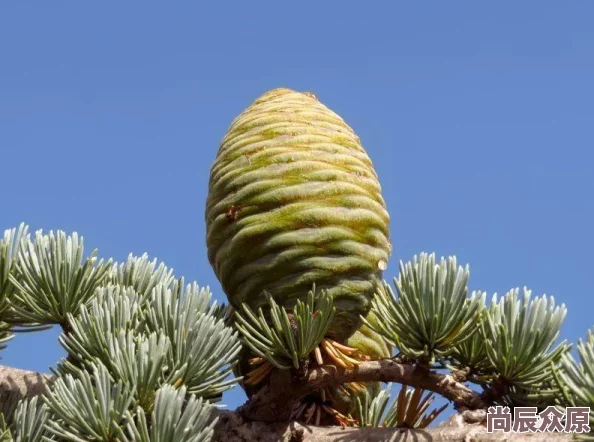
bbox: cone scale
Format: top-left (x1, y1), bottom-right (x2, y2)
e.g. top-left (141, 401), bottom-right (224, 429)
top-left (206, 88), bottom-right (391, 341)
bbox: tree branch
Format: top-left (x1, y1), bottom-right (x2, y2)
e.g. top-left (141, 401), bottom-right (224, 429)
top-left (0, 365), bottom-right (575, 442)
top-left (213, 411), bottom-right (573, 442)
top-left (0, 365), bottom-right (53, 415)
top-left (240, 359), bottom-right (487, 422)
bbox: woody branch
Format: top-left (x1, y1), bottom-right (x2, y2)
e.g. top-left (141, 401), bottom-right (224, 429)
top-left (0, 364), bottom-right (575, 442)
top-left (241, 358), bottom-right (488, 422)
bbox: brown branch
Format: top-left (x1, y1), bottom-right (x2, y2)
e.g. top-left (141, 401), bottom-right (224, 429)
top-left (0, 365), bottom-right (53, 416)
top-left (240, 359), bottom-right (487, 422)
top-left (213, 411), bottom-right (573, 442)
top-left (0, 365), bottom-right (574, 442)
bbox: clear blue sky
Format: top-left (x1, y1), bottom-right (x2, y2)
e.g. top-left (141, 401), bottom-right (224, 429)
top-left (1, 2), bottom-right (593, 415)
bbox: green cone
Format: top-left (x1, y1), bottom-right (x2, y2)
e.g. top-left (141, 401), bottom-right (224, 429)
top-left (346, 309), bottom-right (392, 360)
top-left (206, 88), bottom-right (391, 340)
top-left (333, 309), bottom-right (392, 415)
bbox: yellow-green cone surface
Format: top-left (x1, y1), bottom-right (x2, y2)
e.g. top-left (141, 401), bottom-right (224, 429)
top-left (332, 310), bottom-right (392, 414)
top-left (346, 309), bottom-right (392, 359)
top-left (206, 88), bottom-right (391, 340)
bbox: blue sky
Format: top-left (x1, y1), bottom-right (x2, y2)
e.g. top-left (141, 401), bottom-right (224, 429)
top-left (1, 2), bottom-right (593, 415)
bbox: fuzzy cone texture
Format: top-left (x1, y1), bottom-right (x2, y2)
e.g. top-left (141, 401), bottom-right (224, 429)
top-left (206, 88), bottom-right (391, 340)
top-left (327, 309), bottom-right (393, 415)
top-left (345, 310), bottom-right (392, 360)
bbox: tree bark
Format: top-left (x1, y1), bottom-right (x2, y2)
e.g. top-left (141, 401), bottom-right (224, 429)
top-left (0, 365), bottom-right (574, 442)
top-left (240, 359), bottom-right (486, 422)
top-left (0, 365), bottom-right (52, 415)
top-left (213, 411), bottom-right (573, 441)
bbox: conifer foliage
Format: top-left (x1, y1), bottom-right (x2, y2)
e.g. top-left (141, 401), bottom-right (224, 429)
top-left (0, 224), bottom-right (592, 440)
top-left (0, 225), bottom-right (240, 441)
top-left (0, 89), bottom-right (592, 440)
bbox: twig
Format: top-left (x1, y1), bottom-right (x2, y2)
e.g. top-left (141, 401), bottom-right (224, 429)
top-left (240, 359), bottom-right (487, 422)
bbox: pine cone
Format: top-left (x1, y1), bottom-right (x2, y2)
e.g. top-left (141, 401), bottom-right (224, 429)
top-left (206, 88), bottom-right (391, 341)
